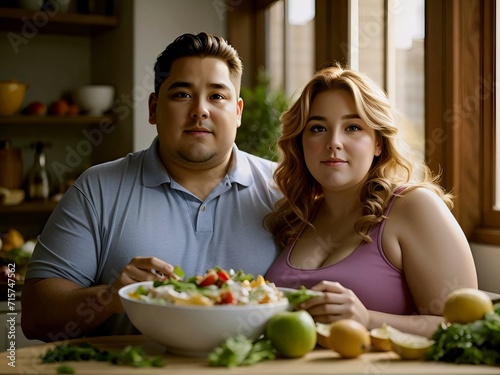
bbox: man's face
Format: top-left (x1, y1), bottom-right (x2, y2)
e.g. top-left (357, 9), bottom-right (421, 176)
top-left (148, 57), bottom-right (243, 172)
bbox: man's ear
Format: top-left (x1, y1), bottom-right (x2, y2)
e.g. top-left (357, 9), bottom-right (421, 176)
top-left (148, 93), bottom-right (157, 124)
top-left (236, 98), bottom-right (243, 128)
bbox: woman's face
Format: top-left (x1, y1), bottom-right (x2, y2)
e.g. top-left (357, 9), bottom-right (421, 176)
top-left (301, 89), bottom-right (381, 193)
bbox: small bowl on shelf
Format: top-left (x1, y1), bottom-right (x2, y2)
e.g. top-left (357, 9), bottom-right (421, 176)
top-left (73, 85), bottom-right (115, 116)
top-left (0, 80), bottom-right (28, 116)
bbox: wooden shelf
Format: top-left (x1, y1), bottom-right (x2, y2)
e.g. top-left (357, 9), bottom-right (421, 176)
top-left (0, 4), bottom-right (120, 221)
top-left (0, 114), bottom-right (115, 126)
top-left (0, 200), bottom-right (57, 214)
top-left (0, 7), bottom-right (118, 36)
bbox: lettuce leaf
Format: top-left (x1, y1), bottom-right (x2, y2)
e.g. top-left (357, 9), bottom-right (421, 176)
top-left (428, 303), bottom-right (500, 365)
top-left (208, 335), bottom-right (275, 367)
top-left (283, 285), bottom-right (323, 305)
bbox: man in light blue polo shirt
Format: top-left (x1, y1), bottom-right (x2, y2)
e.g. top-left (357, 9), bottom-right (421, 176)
top-left (21, 32), bottom-right (283, 341)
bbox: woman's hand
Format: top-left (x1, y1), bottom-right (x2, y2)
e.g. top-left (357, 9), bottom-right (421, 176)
top-left (297, 281), bottom-right (370, 327)
top-left (109, 256), bottom-right (176, 313)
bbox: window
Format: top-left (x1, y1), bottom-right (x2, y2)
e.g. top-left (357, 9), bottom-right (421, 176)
top-left (357, 0), bottom-right (425, 178)
top-left (267, 0), bottom-right (315, 98)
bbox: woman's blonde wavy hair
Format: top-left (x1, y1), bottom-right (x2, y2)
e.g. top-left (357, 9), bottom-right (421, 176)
top-left (267, 65), bottom-right (453, 249)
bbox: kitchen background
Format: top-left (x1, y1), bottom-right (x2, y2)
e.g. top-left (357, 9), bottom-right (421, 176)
top-left (0, 0), bottom-right (499, 302)
top-left (0, 0), bottom-right (227, 237)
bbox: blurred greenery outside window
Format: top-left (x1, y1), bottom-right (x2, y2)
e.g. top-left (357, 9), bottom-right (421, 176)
top-left (236, 72), bottom-right (289, 161)
top-left (235, 0), bottom-right (315, 160)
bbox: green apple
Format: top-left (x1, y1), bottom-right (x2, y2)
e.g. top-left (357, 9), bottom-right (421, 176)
top-left (265, 310), bottom-right (317, 358)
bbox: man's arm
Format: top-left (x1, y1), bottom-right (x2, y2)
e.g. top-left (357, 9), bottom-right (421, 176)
top-left (21, 256), bottom-right (177, 342)
top-left (21, 278), bottom-right (118, 342)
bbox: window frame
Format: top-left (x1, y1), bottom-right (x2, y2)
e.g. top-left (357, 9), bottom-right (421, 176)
top-left (473, 0), bottom-right (500, 243)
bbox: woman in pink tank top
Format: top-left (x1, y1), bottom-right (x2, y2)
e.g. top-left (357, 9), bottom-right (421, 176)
top-left (266, 65), bottom-right (477, 338)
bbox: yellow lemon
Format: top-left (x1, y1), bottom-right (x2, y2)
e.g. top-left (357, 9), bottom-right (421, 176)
top-left (369, 324), bottom-right (398, 352)
top-left (328, 319), bottom-right (370, 358)
top-left (315, 322), bottom-right (333, 349)
top-left (443, 288), bottom-right (493, 324)
top-left (389, 330), bottom-right (434, 360)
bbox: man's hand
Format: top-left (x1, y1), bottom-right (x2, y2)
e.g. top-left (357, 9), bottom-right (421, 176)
top-left (109, 257), bottom-right (176, 313)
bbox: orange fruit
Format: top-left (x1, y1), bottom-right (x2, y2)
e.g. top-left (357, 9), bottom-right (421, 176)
top-left (443, 288), bottom-right (493, 324)
top-left (328, 319), bottom-right (370, 358)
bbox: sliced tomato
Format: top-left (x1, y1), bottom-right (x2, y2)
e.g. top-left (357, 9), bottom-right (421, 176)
top-left (219, 291), bottom-right (234, 304)
top-left (198, 273), bottom-right (217, 287)
top-left (216, 270), bottom-right (230, 282)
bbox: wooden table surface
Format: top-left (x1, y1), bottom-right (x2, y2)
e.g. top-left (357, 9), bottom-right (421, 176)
top-left (1, 335), bottom-right (499, 375)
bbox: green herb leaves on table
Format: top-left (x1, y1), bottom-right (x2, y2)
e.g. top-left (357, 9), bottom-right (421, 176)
top-left (428, 303), bottom-right (500, 365)
top-left (208, 335), bottom-right (276, 367)
top-left (40, 343), bottom-right (165, 368)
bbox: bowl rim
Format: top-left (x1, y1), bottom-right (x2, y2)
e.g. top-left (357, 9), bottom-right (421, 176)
top-left (119, 281), bottom-right (290, 311)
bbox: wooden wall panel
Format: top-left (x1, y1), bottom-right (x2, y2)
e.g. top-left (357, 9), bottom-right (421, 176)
top-left (426, 0), bottom-right (483, 238)
top-left (315, 0), bottom-right (349, 69)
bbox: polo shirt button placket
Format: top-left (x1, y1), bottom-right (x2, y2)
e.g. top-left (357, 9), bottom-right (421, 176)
top-left (196, 201), bottom-right (213, 232)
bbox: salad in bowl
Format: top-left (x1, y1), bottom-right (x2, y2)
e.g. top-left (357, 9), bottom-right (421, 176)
top-left (128, 266), bottom-right (286, 307)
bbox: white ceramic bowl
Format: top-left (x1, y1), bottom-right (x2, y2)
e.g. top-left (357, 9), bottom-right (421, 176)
top-left (73, 85), bottom-right (114, 115)
top-left (119, 281), bottom-right (290, 357)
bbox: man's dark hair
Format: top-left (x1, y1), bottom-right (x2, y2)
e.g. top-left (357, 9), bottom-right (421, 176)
top-left (153, 32), bottom-right (243, 95)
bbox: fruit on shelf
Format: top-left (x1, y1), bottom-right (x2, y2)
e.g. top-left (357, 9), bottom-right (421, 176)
top-left (67, 103), bottom-right (81, 116)
top-left (25, 101), bottom-right (47, 116)
top-left (49, 99), bottom-right (70, 116)
top-left (0, 228), bottom-right (25, 252)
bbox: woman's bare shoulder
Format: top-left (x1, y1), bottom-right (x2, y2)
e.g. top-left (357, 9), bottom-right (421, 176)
top-left (387, 187), bottom-right (454, 236)
top-left (392, 187), bottom-right (447, 213)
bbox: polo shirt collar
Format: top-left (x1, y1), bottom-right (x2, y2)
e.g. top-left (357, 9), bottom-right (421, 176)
top-left (142, 137), bottom-right (253, 188)
top-left (227, 144), bottom-right (253, 187)
top-left (142, 137), bottom-right (171, 187)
